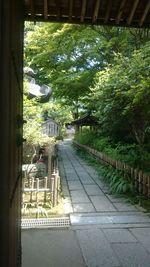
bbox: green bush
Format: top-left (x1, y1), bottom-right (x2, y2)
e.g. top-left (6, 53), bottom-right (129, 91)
top-left (74, 129), bottom-right (96, 146)
top-left (74, 130), bottom-right (150, 173)
top-left (75, 147), bottom-right (134, 195)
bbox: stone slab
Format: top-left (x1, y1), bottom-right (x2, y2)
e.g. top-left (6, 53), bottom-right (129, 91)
top-left (73, 203), bottom-right (95, 213)
top-left (71, 198), bottom-right (91, 204)
top-left (70, 214), bottom-right (150, 225)
top-left (22, 229), bottom-right (86, 267)
top-left (81, 178), bottom-right (95, 185)
top-left (112, 243), bottom-right (150, 267)
top-left (90, 196), bottom-right (117, 212)
top-left (76, 229), bottom-right (120, 267)
top-left (83, 184), bottom-right (104, 196)
top-left (66, 174), bottom-right (79, 181)
top-left (130, 228), bottom-right (150, 253)
top-left (71, 223), bottom-right (150, 230)
top-left (113, 202), bottom-right (138, 212)
top-left (70, 190), bottom-right (90, 203)
top-left (70, 190), bottom-right (89, 198)
top-left (106, 194), bottom-right (127, 203)
top-left (102, 228), bottom-right (137, 243)
top-left (68, 180), bottom-right (83, 190)
top-left (72, 164), bottom-right (82, 168)
top-left (76, 172), bottom-right (91, 178)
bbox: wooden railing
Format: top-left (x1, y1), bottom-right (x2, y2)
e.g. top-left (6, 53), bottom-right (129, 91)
top-left (74, 141), bottom-right (150, 199)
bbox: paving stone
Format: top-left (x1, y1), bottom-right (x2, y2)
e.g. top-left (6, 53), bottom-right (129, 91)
top-left (72, 164), bottom-right (82, 168)
top-left (113, 202), bottom-right (138, 211)
top-left (68, 180), bottom-right (83, 190)
top-left (70, 190), bottom-right (88, 197)
top-left (61, 179), bottom-right (68, 185)
top-left (112, 243), bottom-right (150, 267)
top-left (75, 167), bottom-right (86, 172)
top-left (65, 171), bottom-right (77, 176)
top-left (106, 194), bottom-right (127, 203)
top-left (102, 228), bottom-right (137, 243)
top-left (22, 229), bottom-right (86, 267)
top-left (90, 196), bottom-right (117, 212)
top-left (66, 174), bottom-right (79, 181)
top-left (73, 203), bottom-right (95, 213)
top-left (70, 190), bottom-right (90, 203)
top-left (76, 229), bottom-right (121, 267)
top-left (83, 184), bottom-right (105, 196)
top-left (94, 179), bottom-right (106, 188)
top-left (130, 228), bottom-right (150, 253)
top-left (63, 165), bottom-right (73, 168)
top-left (76, 172), bottom-right (91, 177)
top-left (102, 186), bottom-right (110, 194)
top-left (80, 177), bottom-right (95, 185)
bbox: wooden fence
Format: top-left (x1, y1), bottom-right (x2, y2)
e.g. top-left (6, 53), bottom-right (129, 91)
top-left (22, 144), bottom-right (60, 208)
top-left (74, 141), bottom-right (150, 199)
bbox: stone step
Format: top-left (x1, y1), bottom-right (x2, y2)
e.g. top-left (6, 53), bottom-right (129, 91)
top-left (70, 212), bottom-right (150, 226)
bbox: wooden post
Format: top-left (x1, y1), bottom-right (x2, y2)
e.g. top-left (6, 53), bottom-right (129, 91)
top-left (22, 177), bottom-right (26, 189)
top-left (30, 178), bottom-right (34, 202)
top-left (44, 177), bottom-right (48, 202)
top-left (36, 178), bottom-right (39, 204)
top-left (57, 175), bottom-right (60, 204)
top-left (47, 144), bottom-right (54, 187)
top-left (51, 174), bottom-right (55, 206)
top-left (53, 173), bottom-right (58, 207)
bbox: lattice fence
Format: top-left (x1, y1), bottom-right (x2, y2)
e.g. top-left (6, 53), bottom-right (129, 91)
top-left (74, 141), bottom-right (150, 199)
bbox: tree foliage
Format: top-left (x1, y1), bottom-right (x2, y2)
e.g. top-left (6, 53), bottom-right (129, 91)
top-left (24, 22), bottom-right (150, 147)
top-left (89, 41), bottom-right (150, 145)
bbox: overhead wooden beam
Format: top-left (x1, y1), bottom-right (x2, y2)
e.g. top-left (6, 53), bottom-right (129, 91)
top-left (30, 0), bottom-right (35, 20)
top-left (56, 0), bottom-right (61, 20)
top-left (104, 0), bottom-right (112, 24)
top-left (116, 0), bottom-right (126, 25)
top-left (44, 0), bottom-right (48, 20)
top-left (92, 0), bottom-right (101, 23)
top-left (80, 0), bottom-right (87, 22)
top-left (139, 0), bottom-right (150, 27)
top-left (69, 0), bottom-right (73, 21)
top-left (127, 0), bottom-right (139, 25)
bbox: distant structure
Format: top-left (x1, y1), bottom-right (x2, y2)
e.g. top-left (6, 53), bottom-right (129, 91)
top-left (43, 118), bottom-right (60, 137)
top-left (24, 67), bottom-right (52, 103)
top-left (70, 113), bottom-right (98, 132)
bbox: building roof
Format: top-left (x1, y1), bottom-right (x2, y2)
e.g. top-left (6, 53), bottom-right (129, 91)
top-left (43, 118), bottom-right (59, 125)
top-left (24, 0), bottom-right (150, 28)
top-left (71, 114), bottom-right (98, 126)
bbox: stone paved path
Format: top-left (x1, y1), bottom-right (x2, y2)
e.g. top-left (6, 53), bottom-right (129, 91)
top-left (22, 139), bottom-right (150, 267)
top-left (58, 139), bottom-right (150, 267)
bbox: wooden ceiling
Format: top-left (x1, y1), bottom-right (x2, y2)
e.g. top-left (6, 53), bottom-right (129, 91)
top-left (24, 0), bottom-right (150, 28)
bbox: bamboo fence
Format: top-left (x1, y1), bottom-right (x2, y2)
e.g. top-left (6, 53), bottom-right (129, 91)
top-left (22, 144), bottom-right (60, 207)
top-left (74, 141), bottom-right (150, 199)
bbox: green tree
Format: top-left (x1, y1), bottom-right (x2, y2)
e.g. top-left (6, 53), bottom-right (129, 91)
top-left (90, 41), bottom-right (150, 145)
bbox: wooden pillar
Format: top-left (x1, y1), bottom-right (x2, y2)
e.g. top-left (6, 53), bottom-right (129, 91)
top-left (0, 1), bottom-right (24, 266)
